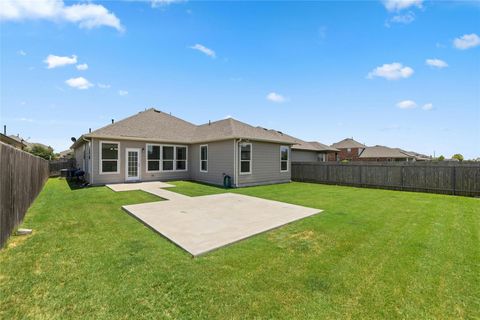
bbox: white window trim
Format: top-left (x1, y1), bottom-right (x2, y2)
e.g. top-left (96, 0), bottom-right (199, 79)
top-left (175, 145), bottom-right (188, 172)
top-left (125, 148), bottom-right (141, 181)
top-left (200, 144), bottom-right (208, 173)
top-left (146, 143), bottom-right (161, 173)
top-left (239, 142), bottom-right (252, 175)
top-left (280, 145), bottom-right (289, 172)
top-left (99, 140), bottom-right (120, 175)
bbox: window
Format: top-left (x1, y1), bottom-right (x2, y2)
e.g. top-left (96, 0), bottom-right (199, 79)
top-left (162, 146), bottom-right (174, 171)
top-left (347, 148), bottom-right (351, 153)
top-left (280, 146), bottom-right (289, 172)
top-left (100, 141), bottom-right (119, 173)
top-left (200, 145), bottom-right (208, 172)
top-left (147, 144), bottom-right (160, 172)
top-left (176, 146), bottom-right (187, 171)
top-left (318, 153), bottom-right (325, 162)
top-left (240, 143), bottom-right (252, 174)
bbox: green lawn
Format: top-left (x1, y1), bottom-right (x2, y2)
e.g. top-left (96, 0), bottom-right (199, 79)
top-left (1, 179), bottom-right (479, 319)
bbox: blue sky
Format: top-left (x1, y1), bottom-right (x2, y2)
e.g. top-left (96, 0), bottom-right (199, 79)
top-left (1, 0), bottom-right (479, 158)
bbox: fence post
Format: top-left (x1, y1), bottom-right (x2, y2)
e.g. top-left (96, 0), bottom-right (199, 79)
top-left (452, 166), bottom-right (456, 196)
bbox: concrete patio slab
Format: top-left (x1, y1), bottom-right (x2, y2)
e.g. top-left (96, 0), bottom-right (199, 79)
top-left (123, 193), bottom-right (321, 256)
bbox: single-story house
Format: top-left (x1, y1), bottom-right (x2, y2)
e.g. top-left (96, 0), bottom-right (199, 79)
top-left (71, 108), bottom-right (299, 187)
top-left (290, 139), bottom-right (339, 162)
top-left (358, 145), bottom-right (416, 162)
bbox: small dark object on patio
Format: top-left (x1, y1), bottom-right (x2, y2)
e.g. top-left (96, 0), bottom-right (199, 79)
top-left (73, 169), bottom-right (85, 183)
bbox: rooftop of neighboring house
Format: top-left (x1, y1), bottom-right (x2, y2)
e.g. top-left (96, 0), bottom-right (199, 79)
top-left (0, 133), bottom-right (27, 149)
top-left (359, 145), bottom-right (415, 159)
top-left (331, 138), bottom-right (366, 149)
top-left (290, 138), bottom-right (339, 152)
top-left (8, 134), bottom-right (51, 150)
top-left (72, 108), bottom-right (299, 148)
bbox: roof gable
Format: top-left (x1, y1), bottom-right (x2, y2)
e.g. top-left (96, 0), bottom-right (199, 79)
top-left (332, 138), bottom-right (366, 149)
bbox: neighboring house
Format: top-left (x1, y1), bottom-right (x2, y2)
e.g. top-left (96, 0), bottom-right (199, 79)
top-left (58, 149), bottom-right (74, 159)
top-left (331, 138), bottom-right (366, 161)
top-left (395, 149), bottom-right (432, 161)
top-left (358, 145), bottom-right (416, 162)
top-left (71, 108), bottom-right (298, 187)
top-left (8, 134), bottom-right (52, 151)
top-left (291, 139), bottom-right (339, 162)
top-left (0, 133), bottom-right (27, 149)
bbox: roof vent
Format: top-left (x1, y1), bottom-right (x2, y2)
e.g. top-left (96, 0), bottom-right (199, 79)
top-left (209, 120), bottom-right (211, 125)
top-left (153, 109), bottom-right (161, 113)
top-left (111, 119), bottom-right (114, 124)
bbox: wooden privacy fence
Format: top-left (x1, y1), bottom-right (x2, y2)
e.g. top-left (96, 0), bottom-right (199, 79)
top-left (0, 142), bottom-right (49, 248)
top-left (49, 158), bottom-right (76, 177)
top-left (292, 162), bottom-right (480, 197)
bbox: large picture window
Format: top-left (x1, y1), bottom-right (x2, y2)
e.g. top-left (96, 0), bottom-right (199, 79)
top-left (240, 143), bottom-right (252, 174)
top-left (200, 145), bottom-right (208, 172)
top-left (100, 141), bottom-right (119, 174)
top-left (162, 146), bottom-right (174, 171)
top-left (147, 144), bottom-right (160, 172)
top-left (176, 146), bottom-right (187, 171)
top-left (280, 146), bottom-right (289, 172)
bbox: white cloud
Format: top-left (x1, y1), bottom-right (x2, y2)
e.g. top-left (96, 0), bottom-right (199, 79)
top-left (425, 58), bottom-right (448, 68)
top-left (18, 49), bottom-right (26, 56)
top-left (0, 0), bottom-right (123, 31)
top-left (65, 77), bottom-right (93, 90)
top-left (382, 0), bottom-right (423, 12)
top-left (396, 100), bottom-right (417, 109)
top-left (76, 63), bottom-right (88, 71)
top-left (190, 44), bottom-right (216, 58)
top-left (118, 90), bottom-right (128, 96)
top-left (387, 12), bottom-right (415, 26)
top-left (151, 0), bottom-right (185, 7)
top-left (44, 54), bottom-right (77, 69)
top-left (367, 62), bottom-right (414, 80)
top-left (422, 103), bottom-right (433, 110)
top-left (98, 83), bottom-right (111, 89)
top-left (266, 92), bottom-right (286, 103)
top-left (453, 33), bottom-right (480, 50)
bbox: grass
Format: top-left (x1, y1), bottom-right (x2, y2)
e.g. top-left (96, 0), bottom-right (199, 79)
top-left (1, 179), bottom-right (479, 319)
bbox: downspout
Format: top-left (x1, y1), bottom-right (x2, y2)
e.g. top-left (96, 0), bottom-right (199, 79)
top-left (87, 137), bottom-right (94, 185)
top-left (233, 139), bottom-right (238, 187)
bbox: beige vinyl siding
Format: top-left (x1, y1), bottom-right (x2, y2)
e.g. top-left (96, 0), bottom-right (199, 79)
top-left (91, 138), bottom-right (190, 185)
top-left (291, 150), bottom-right (318, 162)
top-left (190, 140), bottom-right (235, 186)
top-left (237, 141), bottom-right (291, 187)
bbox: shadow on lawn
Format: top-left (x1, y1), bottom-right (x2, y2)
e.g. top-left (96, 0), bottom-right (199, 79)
top-left (64, 177), bottom-right (89, 191)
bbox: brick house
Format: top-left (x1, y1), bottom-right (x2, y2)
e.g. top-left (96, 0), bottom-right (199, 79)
top-left (330, 138), bottom-right (366, 161)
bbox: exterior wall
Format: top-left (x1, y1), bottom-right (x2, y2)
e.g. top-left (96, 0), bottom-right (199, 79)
top-left (337, 147), bottom-right (364, 161)
top-left (85, 137), bottom-right (293, 187)
top-left (327, 152), bottom-right (339, 161)
top-left (190, 139), bottom-right (235, 186)
top-left (291, 150), bottom-right (318, 162)
top-left (74, 142), bottom-right (92, 182)
top-left (237, 141), bottom-right (291, 187)
top-left (91, 138), bottom-right (190, 185)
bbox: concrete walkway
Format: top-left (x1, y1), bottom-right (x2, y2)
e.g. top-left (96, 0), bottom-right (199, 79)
top-left (107, 182), bottom-right (322, 257)
top-left (107, 181), bottom-right (190, 201)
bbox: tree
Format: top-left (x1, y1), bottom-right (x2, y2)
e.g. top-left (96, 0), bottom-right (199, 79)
top-left (437, 155), bottom-right (445, 161)
top-left (28, 144), bottom-right (55, 160)
top-left (452, 154), bottom-right (464, 162)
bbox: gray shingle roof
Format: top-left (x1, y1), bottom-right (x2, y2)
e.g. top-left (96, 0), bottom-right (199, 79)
top-left (359, 146), bottom-right (414, 159)
top-left (290, 139), bottom-right (339, 152)
top-left (332, 138), bottom-right (365, 149)
top-left (78, 108), bottom-right (297, 145)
